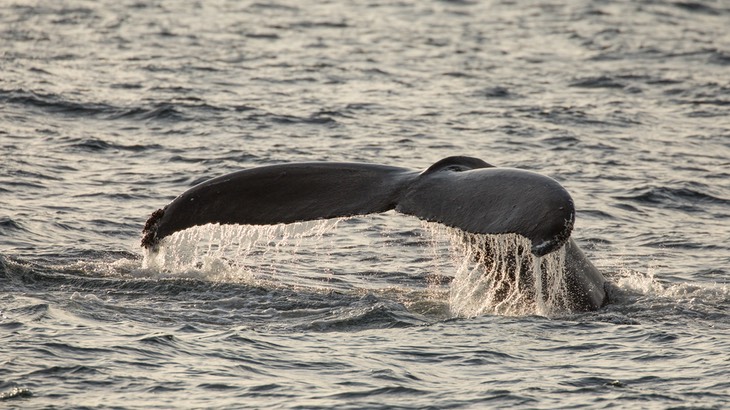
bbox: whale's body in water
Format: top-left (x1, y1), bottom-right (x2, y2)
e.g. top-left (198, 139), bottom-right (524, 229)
top-left (142, 156), bottom-right (607, 311)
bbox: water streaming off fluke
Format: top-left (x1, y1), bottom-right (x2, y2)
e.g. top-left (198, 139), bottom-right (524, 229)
top-left (442, 230), bottom-right (572, 317)
top-left (143, 220), bottom-right (577, 317)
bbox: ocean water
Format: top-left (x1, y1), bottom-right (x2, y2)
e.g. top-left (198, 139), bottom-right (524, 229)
top-left (1, 0), bottom-right (729, 408)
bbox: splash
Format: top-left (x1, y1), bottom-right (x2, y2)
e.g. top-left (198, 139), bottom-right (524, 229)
top-left (612, 264), bottom-right (730, 308)
top-left (141, 219), bottom-right (342, 283)
top-left (429, 226), bottom-right (573, 317)
top-left (141, 218), bottom-right (583, 317)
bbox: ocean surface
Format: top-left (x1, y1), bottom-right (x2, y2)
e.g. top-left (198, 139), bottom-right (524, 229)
top-left (2, 0), bottom-right (729, 408)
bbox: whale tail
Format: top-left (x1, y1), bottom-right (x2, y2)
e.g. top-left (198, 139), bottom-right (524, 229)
top-left (142, 162), bottom-right (415, 248)
top-left (142, 156), bottom-right (574, 256)
top-left (141, 156), bottom-right (606, 311)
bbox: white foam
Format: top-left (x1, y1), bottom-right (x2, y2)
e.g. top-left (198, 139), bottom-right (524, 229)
top-left (612, 264), bottom-right (730, 306)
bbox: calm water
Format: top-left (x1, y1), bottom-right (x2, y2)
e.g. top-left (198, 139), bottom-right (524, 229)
top-left (2, 0), bottom-right (729, 408)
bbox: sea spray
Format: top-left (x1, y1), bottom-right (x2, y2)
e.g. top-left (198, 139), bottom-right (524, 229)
top-left (142, 218), bottom-right (581, 316)
top-left (428, 226), bottom-right (573, 317)
top-left (141, 219), bottom-right (342, 283)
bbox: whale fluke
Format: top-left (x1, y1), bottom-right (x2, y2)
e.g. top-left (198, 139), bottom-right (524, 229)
top-left (141, 162), bottom-right (413, 248)
top-left (142, 156), bottom-right (607, 310)
top-left (142, 156), bottom-right (572, 255)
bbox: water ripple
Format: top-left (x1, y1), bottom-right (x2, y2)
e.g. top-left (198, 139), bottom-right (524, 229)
top-left (1, 0), bottom-right (729, 408)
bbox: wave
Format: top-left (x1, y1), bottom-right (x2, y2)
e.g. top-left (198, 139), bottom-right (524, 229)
top-left (107, 104), bottom-right (185, 121)
top-left (570, 76), bottom-right (627, 89)
top-left (0, 88), bottom-right (231, 123)
top-left (672, 1), bottom-right (725, 16)
top-left (298, 299), bottom-right (428, 331)
top-left (62, 137), bottom-right (163, 153)
top-left (245, 111), bottom-right (339, 126)
top-left (0, 217), bottom-right (25, 235)
top-left (1, 87), bottom-right (352, 130)
top-left (0, 89), bottom-right (112, 116)
top-left (613, 185), bottom-right (729, 211)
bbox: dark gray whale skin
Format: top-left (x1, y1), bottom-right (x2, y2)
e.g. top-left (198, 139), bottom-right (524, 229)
top-left (142, 156), bottom-right (607, 311)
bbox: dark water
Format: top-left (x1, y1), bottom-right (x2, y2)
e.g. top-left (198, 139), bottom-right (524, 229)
top-left (2, 0), bottom-right (729, 408)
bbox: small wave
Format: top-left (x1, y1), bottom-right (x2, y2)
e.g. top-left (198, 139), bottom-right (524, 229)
top-left (28, 365), bottom-right (100, 377)
top-left (0, 88), bottom-right (214, 123)
top-left (481, 86), bottom-right (514, 98)
top-left (672, 2), bottom-right (723, 15)
top-left (302, 299), bottom-right (427, 331)
top-left (0, 217), bottom-right (25, 235)
top-left (108, 104), bottom-right (184, 121)
top-left (6, 167), bottom-right (62, 182)
top-left (442, 71), bottom-right (475, 79)
top-left (139, 334), bottom-right (177, 346)
top-left (246, 2), bottom-right (299, 12)
top-left (0, 88), bottom-right (112, 116)
top-left (248, 112), bottom-right (338, 126)
top-left (288, 21), bottom-right (349, 29)
top-left (678, 98), bottom-right (730, 106)
top-left (110, 82), bottom-right (144, 90)
top-left (0, 88), bottom-right (237, 123)
top-left (570, 76), bottom-right (626, 89)
top-left (10, 303), bottom-right (50, 322)
top-left (540, 135), bottom-right (580, 149)
top-left (64, 137), bottom-right (163, 153)
top-left (42, 341), bottom-right (114, 356)
top-left (197, 382), bottom-right (239, 391)
top-left (709, 50), bottom-right (730, 65)
top-left (515, 105), bottom-right (636, 128)
top-left (245, 32), bottom-right (280, 40)
top-left (326, 385), bottom-right (426, 400)
top-left (613, 185), bottom-right (729, 210)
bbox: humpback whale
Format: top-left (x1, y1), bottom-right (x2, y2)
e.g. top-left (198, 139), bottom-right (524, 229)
top-left (142, 156), bottom-right (607, 311)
